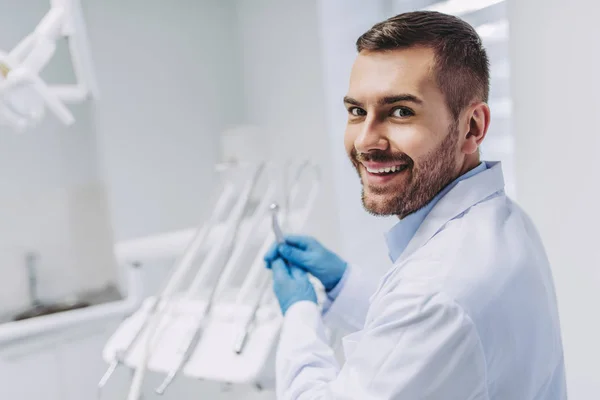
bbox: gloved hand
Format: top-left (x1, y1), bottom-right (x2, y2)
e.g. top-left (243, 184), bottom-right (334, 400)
top-left (264, 235), bottom-right (348, 292)
top-left (269, 257), bottom-right (317, 315)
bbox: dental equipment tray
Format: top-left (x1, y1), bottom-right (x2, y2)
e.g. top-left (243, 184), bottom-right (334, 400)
top-left (103, 295), bottom-right (282, 386)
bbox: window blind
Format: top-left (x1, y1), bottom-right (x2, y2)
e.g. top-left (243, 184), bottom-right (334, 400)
top-left (389, 0), bottom-right (515, 196)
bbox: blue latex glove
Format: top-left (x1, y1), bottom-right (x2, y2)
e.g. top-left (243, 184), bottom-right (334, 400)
top-left (269, 257), bottom-right (317, 315)
top-left (264, 235), bottom-right (347, 292)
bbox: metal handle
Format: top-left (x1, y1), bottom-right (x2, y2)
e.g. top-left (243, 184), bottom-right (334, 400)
top-left (270, 203), bottom-right (285, 243)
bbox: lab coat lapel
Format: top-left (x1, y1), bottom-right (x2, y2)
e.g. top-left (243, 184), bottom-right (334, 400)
top-left (397, 162), bottom-right (505, 265)
top-left (368, 162), bottom-right (506, 304)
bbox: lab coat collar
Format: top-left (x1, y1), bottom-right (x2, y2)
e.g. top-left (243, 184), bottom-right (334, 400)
top-left (385, 162), bottom-right (487, 263)
top-left (396, 161), bottom-right (505, 265)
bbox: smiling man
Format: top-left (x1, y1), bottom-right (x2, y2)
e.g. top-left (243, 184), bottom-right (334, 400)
top-left (265, 11), bottom-right (566, 400)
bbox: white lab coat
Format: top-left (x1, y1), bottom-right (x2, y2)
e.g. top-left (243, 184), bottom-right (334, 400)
top-left (276, 162), bottom-right (567, 400)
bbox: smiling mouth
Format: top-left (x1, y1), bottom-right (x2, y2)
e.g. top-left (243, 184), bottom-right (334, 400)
top-left (364, 164), bottom-right (409, 176)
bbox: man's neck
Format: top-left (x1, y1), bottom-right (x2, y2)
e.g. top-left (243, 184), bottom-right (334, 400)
top-left (396, 157), bottom-right (484, 221)
top-left (458, 154), bottom-right (481, 177)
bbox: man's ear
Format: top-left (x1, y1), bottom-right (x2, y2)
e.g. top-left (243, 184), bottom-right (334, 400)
top-left (461, 102), bottom-right (490, 155)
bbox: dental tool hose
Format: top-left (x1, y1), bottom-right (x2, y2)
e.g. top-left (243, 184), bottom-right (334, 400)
top-left (153, 163), bottom-right (268, 395)
top-left (123, 172), bottom-right (240, 400)
top-left (98, 183), bottom-right (237, 399)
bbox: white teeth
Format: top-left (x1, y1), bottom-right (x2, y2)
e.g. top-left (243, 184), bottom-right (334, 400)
top-left (365, 165), bottom-right (404, 174)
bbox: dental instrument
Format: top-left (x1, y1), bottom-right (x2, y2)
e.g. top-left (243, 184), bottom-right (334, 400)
top-left (270, 203), bottom-right (285, 244)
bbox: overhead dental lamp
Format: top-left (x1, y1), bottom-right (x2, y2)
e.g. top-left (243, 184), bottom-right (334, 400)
top-left (0, 0), bottom-right (98, 131)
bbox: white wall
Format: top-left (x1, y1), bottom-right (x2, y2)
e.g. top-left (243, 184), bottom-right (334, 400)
top-left (234, 0), bottom-right (342, 253)
top-left (0, 1), bottom-right (117, 312)
top-left (83, 0), bottom-right (245, 242)
top-left (0, 0), bottom-right (245, 314)
top-left (509, 0), bottom-right (600, 397)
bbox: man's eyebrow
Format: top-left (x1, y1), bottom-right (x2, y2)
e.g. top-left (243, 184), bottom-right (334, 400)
top-left (343, 94), bottom-right (424, 107)
top-left (378, 94), bottom-right (423, 106)
top-left (343, 96), bottom-right (363, 107)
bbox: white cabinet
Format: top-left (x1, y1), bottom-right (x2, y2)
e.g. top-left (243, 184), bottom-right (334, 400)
top-left (0, 326), bottom-right (277, 400)
top-left (0, 342), bottom-right (62, 400)
top-left (56, 327), bottom-right (114, 400)
top-left (0, 322), bottom-right (116, 400)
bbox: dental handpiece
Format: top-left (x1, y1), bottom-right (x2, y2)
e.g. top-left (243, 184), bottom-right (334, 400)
top-left (270, 203), bottom-right (285, 244)
top-left (233, 203), bottom-right (284, 354)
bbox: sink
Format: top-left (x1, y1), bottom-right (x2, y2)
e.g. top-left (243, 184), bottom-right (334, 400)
top-left (12, 300), bottom-right (90, 321)
top-left (7, 285), bottom-right (122, 322)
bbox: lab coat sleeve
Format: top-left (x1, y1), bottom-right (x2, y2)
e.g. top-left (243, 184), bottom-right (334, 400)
top-left (276, 288), bottom-right (489, 400)
top-left (321, 264), bottom-right (379, 333)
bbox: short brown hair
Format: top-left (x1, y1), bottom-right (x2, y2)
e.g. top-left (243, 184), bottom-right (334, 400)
top-left (356, 11), bottom-right (490, 119)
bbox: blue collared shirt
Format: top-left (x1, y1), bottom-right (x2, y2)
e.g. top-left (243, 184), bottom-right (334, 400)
top-left (328, 162), bottom-right (488, 301)
top-left (385, 162), bottom-right (488, 263)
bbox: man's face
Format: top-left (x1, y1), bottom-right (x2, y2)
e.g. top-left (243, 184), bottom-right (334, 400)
top-left (344, 47), bottom-right (463, 218)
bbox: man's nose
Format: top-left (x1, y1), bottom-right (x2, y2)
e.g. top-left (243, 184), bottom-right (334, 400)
top-left (354, 118), bottom-right (388, 153)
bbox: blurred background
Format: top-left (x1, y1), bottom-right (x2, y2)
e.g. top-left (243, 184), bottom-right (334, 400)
top-left (0, 0), bottom-right (597, 399)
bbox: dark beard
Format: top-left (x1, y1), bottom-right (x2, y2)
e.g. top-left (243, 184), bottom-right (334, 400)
top-left (351, 122), bottom-right (460, 218)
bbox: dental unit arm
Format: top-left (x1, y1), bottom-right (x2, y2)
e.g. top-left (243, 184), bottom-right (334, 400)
top-left (0, 0), bottom-right (98, 131)
top-left (98, 161), bottom-right (260, 400)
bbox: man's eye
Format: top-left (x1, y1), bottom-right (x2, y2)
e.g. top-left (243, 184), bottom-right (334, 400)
top-left (348, 107), bottom-right (366, 117)
top-left (391, 107), bottom-right (414, 118)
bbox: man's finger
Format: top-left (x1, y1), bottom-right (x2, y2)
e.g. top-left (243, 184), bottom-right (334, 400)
top-left (290, 265), bottom-right (309, 280)
top-left (283, 235), bottom-right (315, 250)
top-left (271, 258), bottom-right (290, 281)
top-left (263, 241), bottom-right (279, 262)
top-left (278, 244), bottom-right (310, 267)
top-left (264, 258), bottom-right (273, 270)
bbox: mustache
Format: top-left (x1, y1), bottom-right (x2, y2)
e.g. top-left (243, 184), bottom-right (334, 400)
top-left (351, 148), bottom-right (414, 168)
